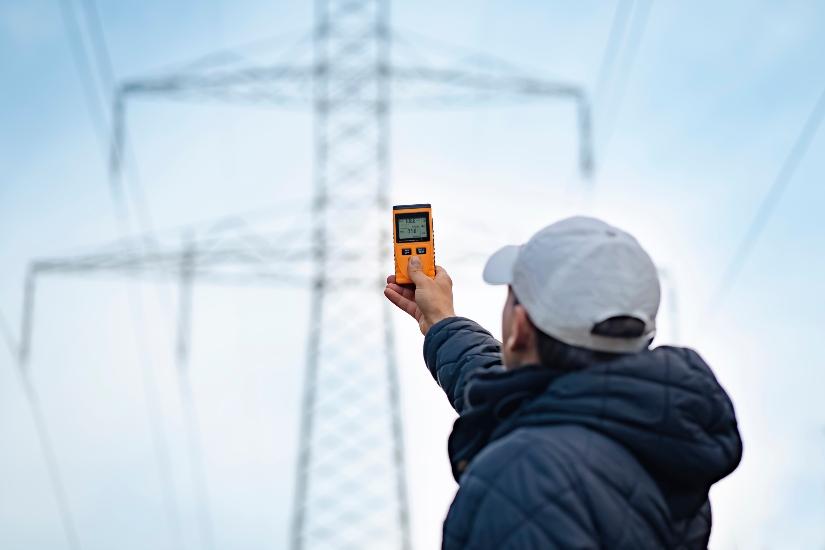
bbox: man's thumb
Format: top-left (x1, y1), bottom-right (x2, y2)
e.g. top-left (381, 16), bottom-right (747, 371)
top-left (407, 256), bottom-right (427, 283)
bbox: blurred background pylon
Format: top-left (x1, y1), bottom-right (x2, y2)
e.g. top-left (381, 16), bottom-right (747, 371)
top-left (17, 0), bottom-right (593, 548)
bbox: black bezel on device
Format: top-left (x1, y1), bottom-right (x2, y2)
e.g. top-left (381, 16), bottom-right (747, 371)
top-left (393, 203), bottom-right (431, 210)
top-left (395, 211), bottom-right (430, 243)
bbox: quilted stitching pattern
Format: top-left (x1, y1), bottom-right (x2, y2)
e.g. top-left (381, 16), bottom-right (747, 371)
top-left (424, 317), bottom-right (741, 550)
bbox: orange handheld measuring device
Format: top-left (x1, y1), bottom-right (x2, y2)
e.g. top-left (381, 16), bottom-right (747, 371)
top-left (393, 203), bottom-right (436, 285)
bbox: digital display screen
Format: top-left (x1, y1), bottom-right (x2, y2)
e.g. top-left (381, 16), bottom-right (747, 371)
top-left (396, 213), bottom-right (429, 242)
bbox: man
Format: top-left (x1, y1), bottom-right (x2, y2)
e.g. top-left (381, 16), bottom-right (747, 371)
top-left (384, 216), bottom-right (742, 549)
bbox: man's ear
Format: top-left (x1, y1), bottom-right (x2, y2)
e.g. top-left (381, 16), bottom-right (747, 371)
top-left (506, 304), bottom-right (535, 352)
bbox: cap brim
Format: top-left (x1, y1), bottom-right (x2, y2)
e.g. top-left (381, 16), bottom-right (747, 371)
top-left (483, 245), bottom-right (521, 285)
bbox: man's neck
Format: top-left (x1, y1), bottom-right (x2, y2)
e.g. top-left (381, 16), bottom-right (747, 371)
top-left (504, 351), bottom-right (542, 370)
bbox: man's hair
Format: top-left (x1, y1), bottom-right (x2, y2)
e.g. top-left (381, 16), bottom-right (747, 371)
top-left (535, 329), bottom-right (618, 371)
top-left (513, 292), bottom-right (647, 370)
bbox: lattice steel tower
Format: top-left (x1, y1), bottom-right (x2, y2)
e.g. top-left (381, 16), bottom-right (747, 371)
top-left (290, 1), bottom-right (409, 548)
top-left (16, 1), bottom-right (594, 549)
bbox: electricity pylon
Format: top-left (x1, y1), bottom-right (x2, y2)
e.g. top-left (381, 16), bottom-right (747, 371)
top-left (18, 1), bottom-right (594, 549)
top-left (289, 2), bottom-right (410, 548)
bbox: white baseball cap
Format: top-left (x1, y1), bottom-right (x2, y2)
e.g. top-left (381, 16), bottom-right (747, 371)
top-left (483, 216), bottom-right (660, 353)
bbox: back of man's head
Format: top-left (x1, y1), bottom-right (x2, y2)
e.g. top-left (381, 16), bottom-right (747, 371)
top-left (485, 216), bottom-right (660, 367)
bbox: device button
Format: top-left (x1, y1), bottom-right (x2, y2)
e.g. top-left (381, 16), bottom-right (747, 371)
top-left (416, 247), bottom-right (426, 254)
top-left (402, 248), bottom-right (411, 255)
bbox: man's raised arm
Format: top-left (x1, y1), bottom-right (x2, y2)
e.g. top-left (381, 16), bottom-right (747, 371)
top-left (384, 256), bottom-right (503, 414)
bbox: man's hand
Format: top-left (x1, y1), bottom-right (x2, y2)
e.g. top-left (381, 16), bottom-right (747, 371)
top-left (384, 256), bottom-right (455, 335)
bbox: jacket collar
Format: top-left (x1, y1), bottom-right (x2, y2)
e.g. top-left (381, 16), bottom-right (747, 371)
top-left (447, 363), bottom-right (565, 480)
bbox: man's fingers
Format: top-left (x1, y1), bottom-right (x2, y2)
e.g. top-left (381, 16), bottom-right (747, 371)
top-left (387, 282), bottom-right (415, 301)
top-left (388, 273), bottom-right (415, 292)
top-left (383, 286), bottom-right (419, 318)
top-left (435, 265), bottom-right (452, 285)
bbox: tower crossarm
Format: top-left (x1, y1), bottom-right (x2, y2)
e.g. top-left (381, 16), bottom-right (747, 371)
top-left (392, 65), bottom-right (584, 101)
top-left (28, 241), bottom-right (316, 282)
top-left (390, 65), bottom-right (593, 175)
top-left (118, 64), bottom-right (315, 106)
top-left (113, 61), bottom-right (593, 176)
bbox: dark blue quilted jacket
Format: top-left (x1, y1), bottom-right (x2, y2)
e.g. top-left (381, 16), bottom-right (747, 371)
top-left (423, 317), bottom-right (742, 550)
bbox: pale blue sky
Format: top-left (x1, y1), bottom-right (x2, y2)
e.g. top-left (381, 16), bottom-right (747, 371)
top-left (2, 1), bottom-right (825, 549)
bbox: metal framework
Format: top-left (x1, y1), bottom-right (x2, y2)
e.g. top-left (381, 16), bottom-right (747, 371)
top-left (290, 2), bottom-right (409, 548)
top-left (17, 1), bottom-right (595, 549)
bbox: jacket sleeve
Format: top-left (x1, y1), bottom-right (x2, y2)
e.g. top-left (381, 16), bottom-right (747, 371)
top-left (422, 316), bottom-right (503, 414)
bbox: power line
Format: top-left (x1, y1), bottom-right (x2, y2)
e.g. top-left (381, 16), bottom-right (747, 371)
top-left (57, 0), bottom-right (109, 152)
top-left (579, 0), bottom-right (633, 200)
top-left (593, 0), bottom-right (633, 109)
top-left (0, 308), bottom-right (17, 359)
top-left (78, 0), bottom-right (116, 91)
top-left (7, 272), bottom-right (83, 550)
top-left (124, 291), bottom-right (185, 550)
top-left (79, 0), bottom-right (157, 239)
top-left (59, 0), bottom-right (155, 238)
top-left (57, 0), bottom-right (131, 235)
top-left (595, 0), bottom-right (653, 163)
top-left (19, 374), bottom-right (83, 550)
top-left (175, 237), bottom-right (216, 550)
top-left (710, 83), bottom-right (825, 311)
top-left (54, 2), bottom-right (189, 548)
top-left (66, 0), bottom-right (162, 276)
